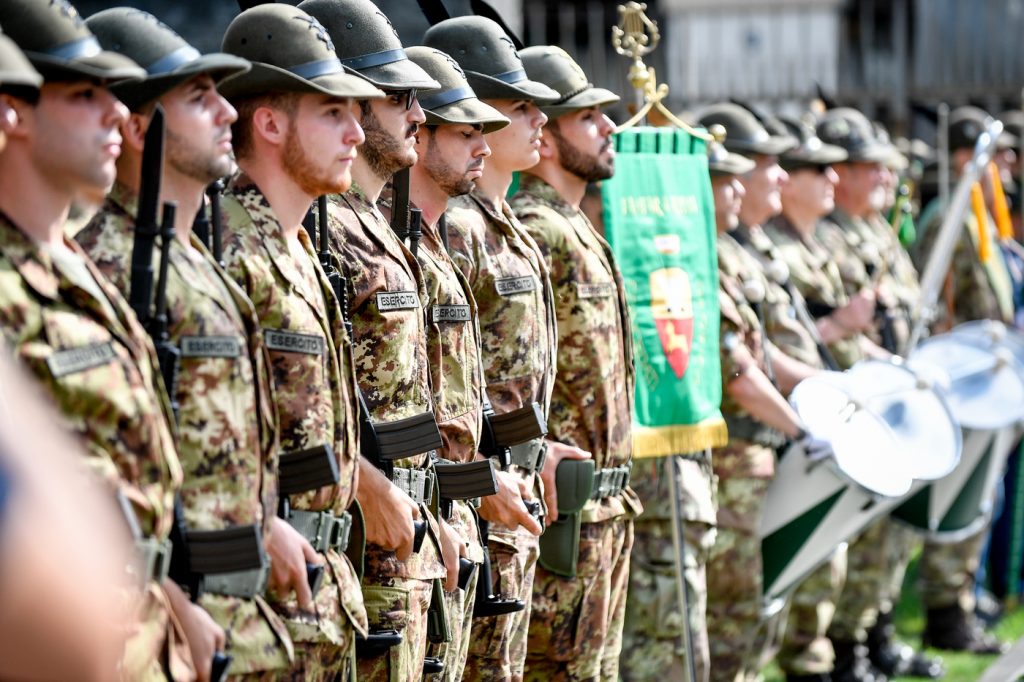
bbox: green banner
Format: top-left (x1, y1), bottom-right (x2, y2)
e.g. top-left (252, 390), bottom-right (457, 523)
top-left (602, 127), bottom-right (726, 457)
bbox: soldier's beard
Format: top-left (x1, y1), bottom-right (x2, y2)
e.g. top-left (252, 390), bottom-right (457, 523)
top-left (550, 126), bottom-right (613, 182)
top-left (424, 136), bottom-right (478, 197)
top-left (166, 126), bottom-right (234, 185)
top-left (282, 118), bottom-right (347, 197)
top-left (360, 107), bottom-right (417, 179)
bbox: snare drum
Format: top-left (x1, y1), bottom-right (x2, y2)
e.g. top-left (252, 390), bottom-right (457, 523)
top-left (900, 321), bottom-right (1024, 541)
top-left (760, 374), bottom-right (914, 603)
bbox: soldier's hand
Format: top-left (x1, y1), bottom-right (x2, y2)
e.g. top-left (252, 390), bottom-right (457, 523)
top-left (267, 516), bottom-right (321, 612)
top-left (835, 288), bottom-right (876, 332)
top-left (476, 468), bottom-right (542, 536)
top-left (356, 458), bottom-right (421, 561)
top-left (540, 441), bottom-right (592, 524)
top-left (438, 517), bottom-right (467, 593)
top-left (163, 580), bottom-right (226, 682)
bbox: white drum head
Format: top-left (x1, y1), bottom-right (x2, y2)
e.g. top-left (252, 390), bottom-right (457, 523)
top-left (789, 375), bottom-right (914, 497)
top-left (843, 361), bottom-right (961, 481)
top-left (909, 333), bottom-right (1024, 430)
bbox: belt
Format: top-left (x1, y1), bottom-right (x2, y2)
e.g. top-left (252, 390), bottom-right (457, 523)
top-left (591, 465), bottom-right (631, 500)
top-left (724, 414), bottom-right (787, 448)
top-left (133, 536), bottom-right (172, 586)
top-left (509, 438), bottom-right (547, 473)
top-left (392, 467), bottom-right (434, 505)
top-left (288, 509), bottom-right (353, 554)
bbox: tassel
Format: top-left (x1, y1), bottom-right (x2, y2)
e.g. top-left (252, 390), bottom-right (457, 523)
top-left (971, 182), bottom-right (992, 263)
top-left (989, 162), bottom-right (1015, 241)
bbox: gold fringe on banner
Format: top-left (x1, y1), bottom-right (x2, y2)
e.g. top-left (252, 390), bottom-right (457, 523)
top-left (632, 417), bottom-right (729, 459)
top-left (971, 182), bottom-right (991, 263)
top-left (989, 162), bottom-right (1015, 241)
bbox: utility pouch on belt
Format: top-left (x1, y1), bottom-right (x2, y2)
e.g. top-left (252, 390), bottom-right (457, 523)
top-left (537, 458), bottom-right (595, 578)
top-left (426, 576), bottom-right (452, 644)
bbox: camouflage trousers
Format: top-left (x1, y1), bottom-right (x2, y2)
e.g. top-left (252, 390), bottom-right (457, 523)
top-left (776, 546), bottom-right (848, 675)
top-left (828, 518), bottom-right (916, 643)
top-left (200, 593), bottom-right (292, 677)
top-left (621, 455), bottom-right (717, 682)
top-left (525, 514), bottom-right (635, 681)
top-left (428, 499), bottom-right (483, 681)
top-left (123, 583), bottom-right (195, 682)
top-left (239, 640), bottom-right (353, 682)
top-left (919, 524), bottom-right (988, 611)
top-left (357, 574), bottom-right (434, 682)
top-left (706, 471), bottom-right (782, 682)
top-left (464, 520), bottom-right (541, 681)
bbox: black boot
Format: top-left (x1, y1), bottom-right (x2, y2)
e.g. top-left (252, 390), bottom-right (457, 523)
top-left (922, 604), bottom-right (1009, 654)
top-left (867, 609), bottom-right (945, 679)
top-left (832, 639), bottom-right (888, 682)
top-left (786, 674), bottom-right (832, 682)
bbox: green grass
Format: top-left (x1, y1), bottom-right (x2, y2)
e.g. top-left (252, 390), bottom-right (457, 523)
top-left (762, 553), bottom-right (1024, 681)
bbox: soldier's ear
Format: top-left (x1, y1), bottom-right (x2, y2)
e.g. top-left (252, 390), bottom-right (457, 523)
top-left (251, 104), bottom-right (288, 148)
top-left (123, 112), bottom-right (148, 153)
top-left (538, 126), bottom-right (558, 161)
top-left (0, 94), bottom-right (31, 141)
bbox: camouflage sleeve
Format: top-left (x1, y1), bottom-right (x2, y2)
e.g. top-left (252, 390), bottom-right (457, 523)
top-left (517, 205), bottom-right (569, 287)
top-left (718, 280), bottom-right (752, 383)
top-left (443, 206), bottom-right (484, 285)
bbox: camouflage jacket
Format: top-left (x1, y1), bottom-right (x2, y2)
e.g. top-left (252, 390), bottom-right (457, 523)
top-left (511, 174), bottom-right (639, 523)
top-left (715, 232), bottom-right (777, 479)
top-left (764, 215), bottom-right (865, 369)
top-left (326, 184), bottom-right (445, 582)
top-left (914, 197), bottom-right (1013, 326)
top-left (731, 223), bottom-right (823, 369)
top-left (75, 184), bottom-right (292, 672)
top-left (0, 210), bottom-right (181, 538)
top-left (446, 191), bottom-right (557, 425)
top-left (220, 177), bottom-right (367, 642)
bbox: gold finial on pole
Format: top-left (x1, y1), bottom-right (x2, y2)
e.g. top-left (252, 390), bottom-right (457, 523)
top-left (611, 2), bottom-right (710, 138)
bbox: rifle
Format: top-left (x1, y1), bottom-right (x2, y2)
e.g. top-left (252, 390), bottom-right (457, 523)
top-left (151, 202), bottom-right (181, 421)
top-left (208, 180), bottom-right (225, 266)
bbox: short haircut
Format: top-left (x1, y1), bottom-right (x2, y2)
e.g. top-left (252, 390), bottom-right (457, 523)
top-left (230, 91), bottom-right (299, 159)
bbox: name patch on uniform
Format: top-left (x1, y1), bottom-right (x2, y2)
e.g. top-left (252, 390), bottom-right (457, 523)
top-left (495, 275), bottom-right (536, 296)
top-left (47, 342), bottom-right (116, 378)
top-left (180, 336), bottom-right (242, 359)
top-left (576, 282), bottom-right (615, 299)
top-left (264, 329), bottom-right (325, 355)
top-left (375, 291), bottom-right (420, 312)
top-left (431, 305), bottom-right (472, 323)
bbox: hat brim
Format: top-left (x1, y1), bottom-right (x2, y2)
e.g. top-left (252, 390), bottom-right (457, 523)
top-left (710, 152), bottom-right (756, 176)
top-left (541, 86), bottom-right (620, 118)
top-left (725, 135), bottom-right (796, 157)
top-left (841, 141), bottom-right (893, 164)
top-left (218, 61), bottom-right (384, 101)
top-left (996, 130), bottom-right (1020, 150)
top-left (466, 71), bottom-right (559, 104)
top-left (0, 35), bottom-right (41, 89)
top-left (347, 58), bottom-right (440, 91)
top-left (112, 53), bottom-right (251, 110)
top-left (423, 96), bottom-right (509, 134)
top-left (781, 142), bottom-right (848, 168)
top-left (28, 50), bottom-right (145, 83)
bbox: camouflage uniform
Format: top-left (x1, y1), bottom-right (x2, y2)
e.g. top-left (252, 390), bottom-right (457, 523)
top-left (732, 222), bottom-right (847, 677)
top-left (0, 212), bottom-right (191, 680)
top-left (219, 178), bottom-right (367, 680)
top-left (74, 182), bottom-right (294, 675)
top-left (325, 184), bottom-right (446, 682)
top-left (445, 190), bottom-right (557, 682)
top-left (815, 208), bottom-right (922, 648)
top-left (512, 174), bottom-right (641, 682)
top-left (704, 231), bottom-right (787, 682)
top-left (394, 199), bottom-right (486, 682)
top-left (913, 198), bottom-right (1013, 617)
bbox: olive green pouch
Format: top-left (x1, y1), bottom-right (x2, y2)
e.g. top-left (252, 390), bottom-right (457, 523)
top-left (426, 577), bottom-right (452, 644)
top-left (538, 459), bottom-right (595, 578)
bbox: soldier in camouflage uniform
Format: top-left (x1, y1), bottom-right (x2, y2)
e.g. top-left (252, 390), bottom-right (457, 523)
top-left (419, 22), bottom-right (558, 682)
top-left (74, 10), bottom-right (323, 678)
top-left (911, 106), bottom-right (1014, 656)
top-left (0, 1), bottom-right (209, 678)
top-left (296, 3), bottom-right (453, 679)
top-left (717, 110), bottom-right (853, 682)
top-left (814, 107), bottom-right (946, 681)
top-left (217, 5), bottom-right (386, 679)
top-left (509, 47), bottom-right (645, 682)
top-left (392, 46), bottom-right (520, 680)
top-left (696, 113), bottom-right (834, 682)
